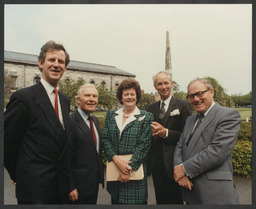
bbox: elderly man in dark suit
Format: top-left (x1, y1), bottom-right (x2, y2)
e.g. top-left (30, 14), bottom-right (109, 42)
top-left (146, 71), bottom-right (192, 204)
top-left (4, 40), bottom-right (76, 204)
top-left (173, 78), bottom-right (240, 204)
top-left (69, 84), bottom-right (104, 204)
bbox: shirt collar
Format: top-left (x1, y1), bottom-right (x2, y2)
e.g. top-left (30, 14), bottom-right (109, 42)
top-left (202, 101), bottom-right (216, 117)
top-left (41, 78), bottom-right (58, 94)
top-left (160, 95), bottom-right (172, 106)
top-left (78, 107), bottom-right (91, 121)
top-left (115, 106), bottom-right (140, 116)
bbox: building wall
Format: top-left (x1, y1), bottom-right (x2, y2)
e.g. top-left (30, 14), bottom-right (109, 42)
top-left (4, 62), bottom-right (134, 92)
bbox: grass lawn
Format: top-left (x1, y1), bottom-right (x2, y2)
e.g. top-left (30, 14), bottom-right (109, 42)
top-left (234, 108), bottom-right (252, 121)
top-left (93, 111), bottom-right (107, 118)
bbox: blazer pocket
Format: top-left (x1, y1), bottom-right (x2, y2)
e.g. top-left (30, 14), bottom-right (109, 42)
top-left (207, 170), bottom-right (233, 181)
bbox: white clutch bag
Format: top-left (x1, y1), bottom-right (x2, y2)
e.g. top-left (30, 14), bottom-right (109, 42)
top-left (106, 154), bottom-right (144, 181)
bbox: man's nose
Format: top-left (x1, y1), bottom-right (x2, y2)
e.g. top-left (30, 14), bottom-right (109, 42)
top-left (193, 95), bottom-right (200, 101)
top-left (53, 60), bottom-right (59, 67)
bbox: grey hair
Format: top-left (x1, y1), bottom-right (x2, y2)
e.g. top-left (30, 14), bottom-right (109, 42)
top-left (187, 78), bottom-right (213, 92)
top-left (76, 83), bottom-right (98, 99)
top-left (152, 71), bottom-right (173, 86)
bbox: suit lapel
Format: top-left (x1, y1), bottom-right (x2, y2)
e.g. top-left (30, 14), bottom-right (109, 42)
top-left (185, 104), bottom-right (219, 157)
top-left (161, 97), bottom-right (176, 126)
top-left (75, 110), bottom-right (97, 152)
top-left (121, 114), bottom-right (139, 134)
top-left (35, 82), bottom-right (64, 135)
top-left (154, 101), bottom-right (161, 122)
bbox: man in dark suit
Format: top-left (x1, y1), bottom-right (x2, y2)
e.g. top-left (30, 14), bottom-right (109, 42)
top-left (146, 71), bottom-right (191, 204)
top-left (173, 78), bottom-right (240, 204)
top-left (69, 84), bottom-right (104, 204)
top-left (4, 40), bottom-right (76, 204)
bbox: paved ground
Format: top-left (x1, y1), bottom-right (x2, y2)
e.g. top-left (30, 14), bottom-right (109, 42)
top-left (4, 168), bottom-right (252, 205)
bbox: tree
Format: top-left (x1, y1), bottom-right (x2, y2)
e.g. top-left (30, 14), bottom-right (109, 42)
top-left (204, 77), bottom-right (234, 107)
top-left (173, 80), bottom-right (187, 100)
top-left (137, 93), bottom-right (155, 110)
top-left (231, 92), bottom-right (252, 107)
top-left (59, 78), bottom-right (85, 110)
top-left (97, 85), bottom-right (119, 110)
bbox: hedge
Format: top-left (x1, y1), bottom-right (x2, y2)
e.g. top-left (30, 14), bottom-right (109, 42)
top-left (237, 121), bottom-right (252, 141)
top-left (232, 140), bottom-right (252, 178)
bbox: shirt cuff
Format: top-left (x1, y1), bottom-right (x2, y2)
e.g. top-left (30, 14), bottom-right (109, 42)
top-left (181, 163), bottom-right (189, 177)
top-left (164, 128), bottom-right (169, 138)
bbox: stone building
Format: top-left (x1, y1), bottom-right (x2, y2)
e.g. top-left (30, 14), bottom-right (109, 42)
top-left (4, 50), bottom-right (135, 93)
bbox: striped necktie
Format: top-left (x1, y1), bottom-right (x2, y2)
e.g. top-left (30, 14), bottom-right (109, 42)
top-left (159, 102), bottom-right (166, 120)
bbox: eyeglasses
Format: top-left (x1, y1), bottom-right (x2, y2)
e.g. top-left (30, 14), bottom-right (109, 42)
top-left (187, 89), bottom-right (210, 99)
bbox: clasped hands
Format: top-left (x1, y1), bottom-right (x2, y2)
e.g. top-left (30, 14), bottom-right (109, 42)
top-left (173, 164), bottom-right (193, 190)
top-left (151, 122), bottom-right (166, 139)
top-left (113, 155), bottom-right (132, 183)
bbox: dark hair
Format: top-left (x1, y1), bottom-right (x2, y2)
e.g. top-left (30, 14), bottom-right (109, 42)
top-left (38, 40), bottom-right (70, 71)
top-left (116, 78), bottom-right (141, 105)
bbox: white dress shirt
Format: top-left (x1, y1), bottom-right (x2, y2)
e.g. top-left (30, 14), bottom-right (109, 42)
top-left (40, 78), bottom-right (64, 128)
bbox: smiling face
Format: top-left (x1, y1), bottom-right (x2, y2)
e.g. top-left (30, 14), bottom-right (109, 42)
top-left (188, 80), bottom-right (214, 114)
top-left (39, 50), bottom-right (67, 88)
top-left (121, 88), bottom-right (137, 110)
top-left (77, 87), bottom-right (98, 115)
top-left (154, 72), bottom-right (173, 101)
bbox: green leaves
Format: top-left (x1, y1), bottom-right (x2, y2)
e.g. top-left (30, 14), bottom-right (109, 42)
top-left (232, 139), bottom-right (252, 178)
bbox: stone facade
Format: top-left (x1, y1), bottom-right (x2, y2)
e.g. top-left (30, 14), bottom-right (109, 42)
top-left (4, 51), bottom-right (136, 93)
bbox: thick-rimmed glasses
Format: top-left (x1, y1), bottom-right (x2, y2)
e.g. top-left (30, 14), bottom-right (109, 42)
top-left (187, 89), bottom-right (210, 100)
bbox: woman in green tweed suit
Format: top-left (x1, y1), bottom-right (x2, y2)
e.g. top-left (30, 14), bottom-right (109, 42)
top-left (102, 78), bottom-right (153, 204)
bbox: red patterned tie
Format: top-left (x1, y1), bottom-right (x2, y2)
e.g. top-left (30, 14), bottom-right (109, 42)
top-left (53, 89), bottom-right (59, 118)
top-left (89, 116), bottom-right (97, 148)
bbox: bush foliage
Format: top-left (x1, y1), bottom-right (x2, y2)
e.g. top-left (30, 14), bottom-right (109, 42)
top-left (232, 140), bottom-right (252, 178)
top-left (237, 122), bottom-right (252, 141)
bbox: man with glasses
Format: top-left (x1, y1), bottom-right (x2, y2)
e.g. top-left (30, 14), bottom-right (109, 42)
top-left (173, 78), bottom-right (241, 204)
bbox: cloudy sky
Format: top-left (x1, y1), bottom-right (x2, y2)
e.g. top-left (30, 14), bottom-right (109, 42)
top-left (4, 3), bottom-right (252, 95)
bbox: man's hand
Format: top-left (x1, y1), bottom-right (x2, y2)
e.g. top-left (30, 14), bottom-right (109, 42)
top-left (151, 122), bottom-right (166, 139)
top-left (112, 156), bottom-right (132, 174)
top-left (69, 188), bottom-right (78, 202)
top-left (173, 164), bottom-right (186, 182)
top-left (12, 181), bottom-right (16, 186)
top-left (177, 176), bottom-right (193, 190)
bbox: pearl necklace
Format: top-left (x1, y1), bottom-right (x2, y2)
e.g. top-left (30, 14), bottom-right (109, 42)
top-left (123, 114), bottom-right (130, 118)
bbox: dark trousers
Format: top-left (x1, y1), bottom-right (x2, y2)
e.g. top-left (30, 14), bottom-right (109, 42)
top-left (69, 186), bottom-right (99, 204)
top-left (18, 197), bottom-right (65, 204)
top-left (152, 159), bottom-right (183, 204)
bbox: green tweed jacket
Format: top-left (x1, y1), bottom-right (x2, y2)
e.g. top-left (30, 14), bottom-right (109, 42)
top-left (102, 108), bottom-right (153, 204)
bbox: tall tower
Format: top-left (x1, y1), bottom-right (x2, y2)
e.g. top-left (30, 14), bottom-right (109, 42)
top-left (165, 31), bottom-right (172, 72)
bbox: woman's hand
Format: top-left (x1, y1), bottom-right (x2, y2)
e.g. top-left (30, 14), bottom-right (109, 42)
top-left (119, 172), bottom-right (131, 183)
top-left (113, 155), bottom-right (132, 174)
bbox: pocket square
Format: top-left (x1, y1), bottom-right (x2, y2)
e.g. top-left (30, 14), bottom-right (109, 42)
top-left (170, 109), bottom-right (180, 116)
top-left (138, 116), bottom-right (146, 121)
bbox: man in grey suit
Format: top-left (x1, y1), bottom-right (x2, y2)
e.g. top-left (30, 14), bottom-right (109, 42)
top-left (173, 78), bottom-right (240, 204)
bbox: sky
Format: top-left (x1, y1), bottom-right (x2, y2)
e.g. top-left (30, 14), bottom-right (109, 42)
top-left (4, 4), bottom-right (252, 95)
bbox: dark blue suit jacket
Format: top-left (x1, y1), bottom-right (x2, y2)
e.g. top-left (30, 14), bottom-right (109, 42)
top-left (4, 81), bottom-right (74, 202)
top-left (69, 110), bottom-right (104, 198)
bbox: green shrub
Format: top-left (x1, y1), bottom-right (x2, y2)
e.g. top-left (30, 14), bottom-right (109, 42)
top-left (232, 140), bottom-right (252, 178)
top-left (237, 122), bottom-right (252, 141)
